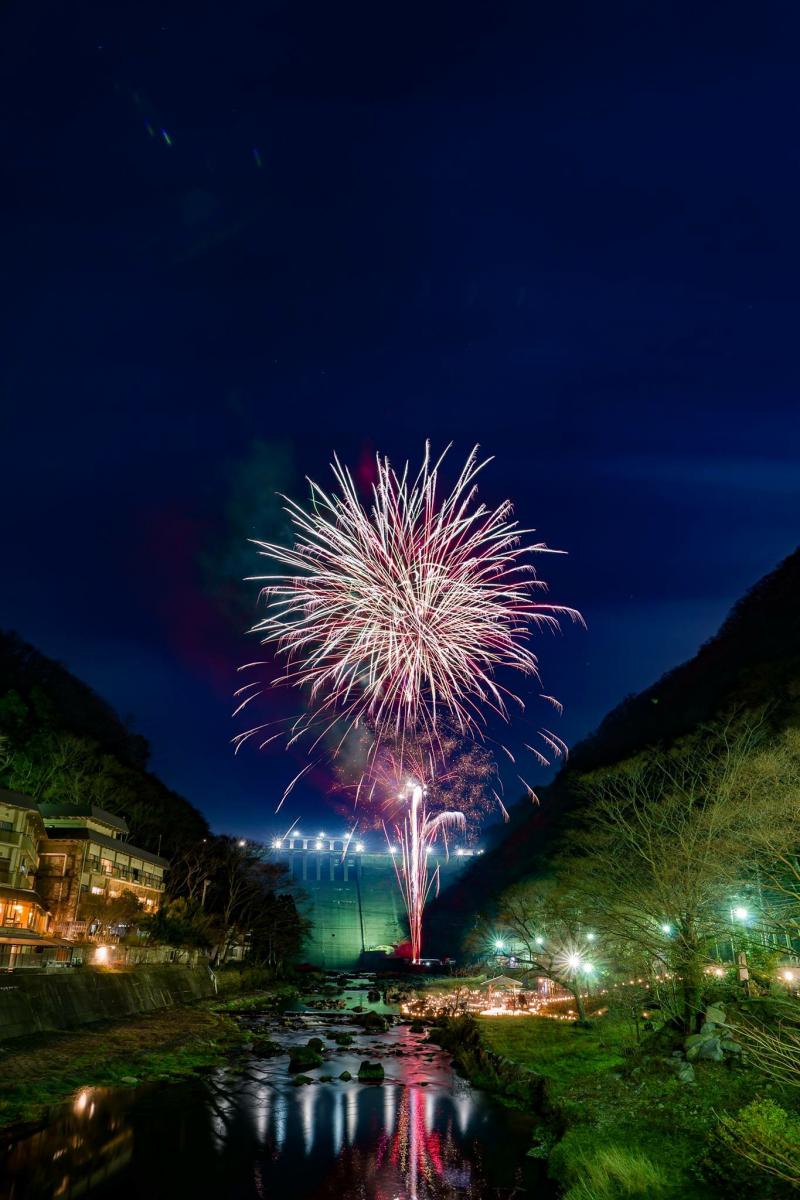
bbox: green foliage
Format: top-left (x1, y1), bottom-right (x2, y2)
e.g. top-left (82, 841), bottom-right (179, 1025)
top-left (477, 1014), bottom-right (791, 1199)
top-left (706, 1100), bottom-right (800, 1195)
top-left (143, 898), bottom-right (217, 951)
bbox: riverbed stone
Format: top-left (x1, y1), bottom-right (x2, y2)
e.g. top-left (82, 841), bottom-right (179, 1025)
top-left (357, 1060), bottom-right (385, 1082)
top-left (339, 1070), bottom-right (353, 1081)
top-left (288, 1046), bottom-right (323, 1072)
top-left (292, 1075), bottom-right (314, 1086)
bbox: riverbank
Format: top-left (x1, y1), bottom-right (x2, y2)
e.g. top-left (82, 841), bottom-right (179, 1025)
top-left (0, 974), bottom-right (300, 1132)
top-left (0, 1005), bottom-right (247, 1130)
top-left (474, 1015), bottom-right (793, 1199)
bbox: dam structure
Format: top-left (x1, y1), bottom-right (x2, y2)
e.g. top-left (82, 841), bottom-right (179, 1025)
top-left (271, 831), bottom-right (482, 970)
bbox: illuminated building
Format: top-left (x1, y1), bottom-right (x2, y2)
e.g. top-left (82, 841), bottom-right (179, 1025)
top-left (0, 788), bottom-right (69, 969)
top-left (37, 804), bottom-right (167, 943)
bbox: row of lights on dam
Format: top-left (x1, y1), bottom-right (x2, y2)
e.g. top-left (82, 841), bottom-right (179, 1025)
top-left (268, 833), bottom-right (483, 856)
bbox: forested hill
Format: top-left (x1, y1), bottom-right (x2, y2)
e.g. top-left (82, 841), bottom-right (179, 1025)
top-left (568, 545), bottom-right (800, 773)
top-left (429, 544), bottom-right (800, 950)
top-left (0, 630), bottom-right (209, 857)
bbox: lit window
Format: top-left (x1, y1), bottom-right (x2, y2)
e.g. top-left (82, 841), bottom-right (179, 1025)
top-left (91, 886), bottom-right (104, 895)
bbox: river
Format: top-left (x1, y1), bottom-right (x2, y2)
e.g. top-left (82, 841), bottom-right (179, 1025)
top-left (0, 984), bottom-right (551, 1199)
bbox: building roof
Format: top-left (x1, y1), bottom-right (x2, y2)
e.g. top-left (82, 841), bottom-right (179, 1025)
top-left (39, 803), bottom-right (129, 833)
top-left (0, 787), bottom-right (40, 813)
top-left (481, 975), bottom-right (523, 990)
top-left (0, 884), bottom-right (47, 905)
top-left (42, 825), bottom-right (168, 867)
top-left (0, 931), bottom-right (72, 947)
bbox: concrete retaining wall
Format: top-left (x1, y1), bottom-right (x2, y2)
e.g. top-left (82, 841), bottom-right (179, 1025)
top-left (0, 966), bottom-right (214, 1040)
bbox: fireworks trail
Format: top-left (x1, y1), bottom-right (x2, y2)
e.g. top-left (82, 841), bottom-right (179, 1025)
top-left (338, 729), bottom-right (498, 961)
top-left (235, 443), bottom-right (582, 798)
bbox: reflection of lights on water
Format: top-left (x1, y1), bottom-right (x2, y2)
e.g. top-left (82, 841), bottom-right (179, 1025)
top-left (383, 1084), bottom-right (397, 1134)
top-left (300, 1085), bottom-right (316, 1156)
top-left (424, 1089), bottom-right (436, 1133)
top-left (274, 1091), bottom-right (287, 1153)
top-left (74, 1089), bottom-right (90, 1115)
top-left (346, 1086), bottom-right (358, 1145)
top-left (454, 1094), bottom-right (471, 1136)
top-left (332, 1087), bottom-right (344, 1155)
top-left (255, 1086), bottom-right (270, 1142)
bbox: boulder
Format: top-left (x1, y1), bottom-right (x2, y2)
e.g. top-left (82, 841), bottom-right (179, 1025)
top-left (252, 1038), bottom-right (283, 1058)
top-left (306, 1037), bottom-right (325, 1053)
top-left (357, 1060), bottom-right (385, 1082)
top-left (330, 1032), bottom-right (354, 1046)
top-left (697, 1037), bottom-right (724, 1062)
top-left (292, 1075), bottom-right (314, 1086)
top-left (288, 1046), bottom-right (323, 1073)
top-left (339, 1070), bottom-right (353, 1081)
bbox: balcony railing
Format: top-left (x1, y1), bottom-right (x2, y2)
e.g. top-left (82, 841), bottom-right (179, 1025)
top-left (86, 857), bottom-right (164, 891)
top-left (0, 830), bottom-right (37, 858)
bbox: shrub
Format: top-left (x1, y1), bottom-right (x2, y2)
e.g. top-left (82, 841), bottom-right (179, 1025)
top-left (704, 1099), bottom-right (800, 1196)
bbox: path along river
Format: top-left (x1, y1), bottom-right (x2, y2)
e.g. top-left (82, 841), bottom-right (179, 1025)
top-left (0, 983), bottom-right (553, 1199)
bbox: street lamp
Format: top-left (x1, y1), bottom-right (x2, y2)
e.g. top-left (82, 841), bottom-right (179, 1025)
top-left (661, 923), bottom-right (672, 935)
top-left (733, 906), bottom-right (749, 922)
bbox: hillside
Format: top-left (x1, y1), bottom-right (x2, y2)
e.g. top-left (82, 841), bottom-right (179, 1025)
top-left (429, 544), bottom-right (800, 950)
top-left (0, 630), bottom-right (209, 857)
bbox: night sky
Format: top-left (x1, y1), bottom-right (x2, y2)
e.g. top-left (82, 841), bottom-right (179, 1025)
top-left (2, 2), bottom-right (798, 841)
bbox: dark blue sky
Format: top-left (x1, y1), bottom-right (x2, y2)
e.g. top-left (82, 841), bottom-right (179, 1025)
top-left (1, 1), bottom-right (798, 840)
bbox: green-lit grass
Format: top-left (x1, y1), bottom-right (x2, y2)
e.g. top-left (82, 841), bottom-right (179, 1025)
top-left (479, 1013), bottom-right (631, 1084)
top-left (208, 984), bottom-right (298, 1013)
top-left (478, 1014), bottom-right (789, 1199)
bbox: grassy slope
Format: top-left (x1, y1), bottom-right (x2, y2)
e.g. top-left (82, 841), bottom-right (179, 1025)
top-left (478, 1015), bottom-right (775, 1199)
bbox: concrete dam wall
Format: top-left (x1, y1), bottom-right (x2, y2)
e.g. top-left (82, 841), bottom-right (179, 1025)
top-left (0, 966), bottom-right (214, 1040)
top-left (277, 839), bottom-right (479, 970)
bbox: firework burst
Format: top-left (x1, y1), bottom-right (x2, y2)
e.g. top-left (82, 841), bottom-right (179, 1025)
top-left (235, 443), bottom-right (582, 795)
